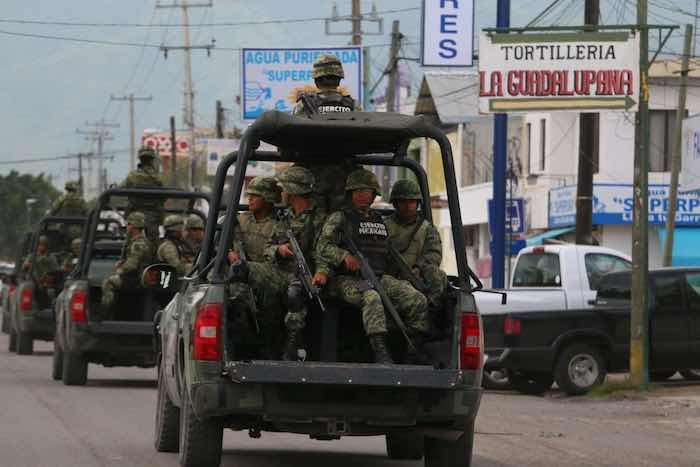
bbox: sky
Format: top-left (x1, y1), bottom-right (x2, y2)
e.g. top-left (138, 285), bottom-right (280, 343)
top-left (0, 0), bottom-right (696, 190)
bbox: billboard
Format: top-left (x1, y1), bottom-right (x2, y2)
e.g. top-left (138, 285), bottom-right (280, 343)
top-left (421, 0), bottom-right (475, 67)
top-left (141, 131), bottom-right (190, 158)
top-left (682, 113), bottom-right (700, 192)
top-left (549, 183), bottom-right (700, 228)
top-left (242, 47), bottom-right (362, 120)
top-left (479, 31), bottom-right (640, 113)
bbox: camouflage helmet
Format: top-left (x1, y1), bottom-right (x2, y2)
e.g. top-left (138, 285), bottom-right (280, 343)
top-left (138, 146), bottom-right (156, 160)
top-left (185, 214), bottom-right (204, 229)
top-left (390, 179), bottom-right (422, 202)
top-left (345, 168), bottom-right (381, 193)
top-left (313, 53), bottom-right (344, 79)
top-left (276, 166), bottom-right (315, 195)
top-left (163, 214), bottom-right (184, 231)
top-left (126, 211), bottom-right (146, 228)
top-left (65, 180), bottom-right (79, 192)
top-left (247, 176), bottom-right (282, 204)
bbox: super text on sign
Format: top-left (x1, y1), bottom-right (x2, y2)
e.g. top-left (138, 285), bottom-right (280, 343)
top-left (478, 31), bottom-right (640, 113)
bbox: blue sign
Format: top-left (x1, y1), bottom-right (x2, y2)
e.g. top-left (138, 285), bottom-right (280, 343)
top-left (549, 183), bottom-right (700, 228)
top-left (488, 198), bottom-right (525, 234)
top-left (422, 0), bottom-right (475, 67)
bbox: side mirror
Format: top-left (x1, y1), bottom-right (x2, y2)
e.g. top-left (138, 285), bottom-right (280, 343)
top-left (142, 264), bottom-right (178, 292)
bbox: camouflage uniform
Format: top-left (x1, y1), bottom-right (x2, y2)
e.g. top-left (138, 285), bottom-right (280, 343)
top-left (386, 179), bottom-right (447, 307)
top-left (121, 147), bottom-right (164, 244)
top-left (316, 169), bottom-right (429, 363)
top-left (291, 54), bottom-right (356, 117)
top-left (232, 177), bottom-right (282, 262)
top-left (157, 215), bottom-right (192, 276)
top-left (101, 212), bottom-right (154, 313)
top-left (61, 238), bottom-right (82, 274)
top-left (33, 237), bottom-right (60, 288)
top-left (183, 214), bottom-right (204, 261)
top-left (48, 181), bottom-right (88, 217)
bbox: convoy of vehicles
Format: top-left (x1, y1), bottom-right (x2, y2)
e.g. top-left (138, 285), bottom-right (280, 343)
top-left (151, 111), bottom-right (483, 467)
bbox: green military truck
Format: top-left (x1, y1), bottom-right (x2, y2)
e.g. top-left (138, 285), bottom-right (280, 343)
top-left (9, 216), bottom-right (86, 355)
top-left (151, 111), bottom-right (484, 467)
top-left (52, 188), bottom-right (208, 385)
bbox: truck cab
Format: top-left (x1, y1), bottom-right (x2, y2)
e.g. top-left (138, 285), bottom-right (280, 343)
top-left (153, 111), bottom-right (484, 467)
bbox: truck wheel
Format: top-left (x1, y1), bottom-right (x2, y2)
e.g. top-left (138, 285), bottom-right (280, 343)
top-left (155, 363), bottom-right (180, 452)
top-left (52, 344), bottom-right (64, 380)
top-left (510, 371), bottom-right (553, 395)
top-left (386, 432), bottom-right (424, 460)
top-left (8, 328), bottom-right (17, 352)
top-left (555, 343), bottom-right (607, 396)
top-left (680, 370), bottom-right (700, 381)
top-left (17, 332), bottom-right (34, 355)
top-left (650, 371), bottom-right (676, 381)
top-left (424, 421), bottom-right (474, 467)
top-left (483, 369), bottom-right (513, 390)
top-left (178, 388), bottom-right (223, 467)
top-left (62, 351), bottom-right (88, 386)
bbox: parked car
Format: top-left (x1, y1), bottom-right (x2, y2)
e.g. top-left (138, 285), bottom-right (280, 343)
top-left (485, 267), bottom-right (700, 395)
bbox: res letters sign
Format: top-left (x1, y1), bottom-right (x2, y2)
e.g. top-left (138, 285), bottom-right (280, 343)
top-left (422, 0), bottom-right (474, 67)
top-left (478, 31), bottom-right (640, 113)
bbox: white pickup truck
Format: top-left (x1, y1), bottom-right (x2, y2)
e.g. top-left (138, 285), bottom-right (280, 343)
top-left (476, 244), bottom-right (632, 389)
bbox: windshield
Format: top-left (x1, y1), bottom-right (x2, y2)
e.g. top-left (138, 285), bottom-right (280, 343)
top-left (512, 252), bottom-right (561, 287)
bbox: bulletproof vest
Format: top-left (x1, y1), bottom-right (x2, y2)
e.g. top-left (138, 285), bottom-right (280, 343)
top-left (344, 209), bottom-right (389, 275)
top-left (301, 90), bottom-right (354, 115)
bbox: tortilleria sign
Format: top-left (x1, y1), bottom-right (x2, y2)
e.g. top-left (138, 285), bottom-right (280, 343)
top-left (478, 31), bottom-right (640, 113)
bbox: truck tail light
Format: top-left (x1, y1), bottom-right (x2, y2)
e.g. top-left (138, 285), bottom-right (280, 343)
top-left (504, 316), bottom-right (521, 336)
top-left (460, 312), bottom-right (482, 370)
top-left (193, 303), bottom-right (223, 361)
top-left (20, 288), bottom-right (33, 312)
top-left (70, 291), bottom-right (87, 323)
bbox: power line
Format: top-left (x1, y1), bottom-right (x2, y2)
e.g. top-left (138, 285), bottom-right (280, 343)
top-left (0, 149), bottom-right (129, 165)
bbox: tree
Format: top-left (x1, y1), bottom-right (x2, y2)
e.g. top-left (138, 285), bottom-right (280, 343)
top-left (0, 171), bottom-right (60, 261)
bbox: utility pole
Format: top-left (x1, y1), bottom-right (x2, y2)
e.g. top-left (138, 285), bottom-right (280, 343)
top-left (491, 0), bottom-right (510, 289)
top-left (170, 116), bottom-right (178, 188)
top-left (215, 100), bottom-right (224, 138)
top-left (78, 121), bottom-right (118, 194)
top-left (66, 152), bottom-right (92, 198)
top-left (110, 94), bottom-right (153, 171)
top-left (157, 0), bottom-right (214, 189)
top-left (663, 25), bottom-right (693, 267)
top-left (381, 20), bottom-right (403, 196)
top-left (576, 0), bottom-right (599, 246)
top-left (631, 0), bottom-right (650, 388)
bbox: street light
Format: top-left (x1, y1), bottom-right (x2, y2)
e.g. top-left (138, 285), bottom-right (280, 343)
top-left (25, 198), bottom-right (37, 229)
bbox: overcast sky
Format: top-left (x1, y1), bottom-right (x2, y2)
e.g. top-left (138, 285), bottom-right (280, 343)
top-left (0, 0), bottom-right (694, 189)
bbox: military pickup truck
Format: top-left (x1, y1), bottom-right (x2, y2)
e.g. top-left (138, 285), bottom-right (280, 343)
top-left (151, 111), bottom-right (484, 467)
top-left (485, 267), bottom-right (700, 395)
top-left (8, 216), bottom-right (86, 355)
top-left (52, 188), bottom-right (208, 385)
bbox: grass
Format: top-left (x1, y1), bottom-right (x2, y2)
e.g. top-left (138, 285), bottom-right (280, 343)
top-left (587, 378), bottom-right (657, 398)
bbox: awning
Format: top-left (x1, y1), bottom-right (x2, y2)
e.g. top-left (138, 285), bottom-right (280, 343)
top-left (658, 226), bottom-right (700, 266)
top-left (525, 227), bottom-right (575, 247)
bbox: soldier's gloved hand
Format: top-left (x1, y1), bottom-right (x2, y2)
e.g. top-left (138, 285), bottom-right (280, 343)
top-left (344, 254), bottom-right (360, 272)
top-left (312, 272), bottom-right (327, 286)
top-left (277, 243), bottom-right (294, 258)
top-left (227, 250), bottom-right (240, 264)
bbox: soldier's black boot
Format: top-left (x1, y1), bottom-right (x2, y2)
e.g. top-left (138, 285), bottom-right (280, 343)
top-left (283, 329), bottom-right (304, 361)
top-left (369, 333), bottom-right (394, 364)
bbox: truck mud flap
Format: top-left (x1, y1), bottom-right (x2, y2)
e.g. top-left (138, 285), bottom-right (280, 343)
top-left (225, 360), bottom-right (465, 389)
top-left (87, 321), bottom-right (153, 336)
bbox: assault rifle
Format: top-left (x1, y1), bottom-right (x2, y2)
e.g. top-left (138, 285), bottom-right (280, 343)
top-left (388, 242), bottom-right (428, 294)
top-left (342, 225), bottom-right (416, 351)
top-left (286, 229), bottom-right (326, 313)
top-left (299, 93), bottom-right (320, 118)
top-left (228, 240), bottom-right (260, 334)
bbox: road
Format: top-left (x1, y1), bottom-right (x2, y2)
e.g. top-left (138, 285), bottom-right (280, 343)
top-left (1, 335), bottom-right (699, 467)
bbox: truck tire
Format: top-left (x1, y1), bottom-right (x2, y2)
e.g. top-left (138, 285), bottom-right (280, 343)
top-left (178, 388), bottom-right (223, 467)
top-left (386, 432), bottom-right (424, 460)
top-left (17, 332), bottom-right (34, 355)
top-left (680, 370), bottom-right (700, 381)
top-left (52, 345), bottom-right (64, 380)
top-left (483, 369), bottom-right (513, 390)
top-left (154, 364), bottom-right (180, 453)
top-left (555, 343), bottom-right (607, 396)
top-left (424, 421), bottom-right (474, 467)
top-left (8, 328), bottom-right (17, 352)
top-left (62, 351), bottom-right (88, 386)
top-left (510, 371), bottom-right (553, 395)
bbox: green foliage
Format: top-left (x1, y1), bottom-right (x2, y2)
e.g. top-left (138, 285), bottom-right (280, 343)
top-left (0, 171), bottom-right (60, 261)
top-left (587, 377), bottom-right (654, 398)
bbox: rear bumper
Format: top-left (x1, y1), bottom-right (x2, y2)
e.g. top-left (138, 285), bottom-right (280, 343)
top-left (191, 360), bottom-right (482, 434)
top-left (17, 309), bottom-right (54, 339)
top-left (69, 320), bottom-right (156, 366)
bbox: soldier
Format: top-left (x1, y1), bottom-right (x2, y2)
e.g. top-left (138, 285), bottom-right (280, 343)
top-left (48, 181), bottom-right (88, 217)
top-left (101, 212), bottom-right (154, 315)
top-left (292, 54), bottom-right (359, 212)
top-left (156, 215), bottom-right (192, 276)
top-left (184, 214), bottom-right (205, 259)
top-left (62, 238), bottom-right (82, 274)
top-left (386, 179), bottom-right (447, 308)
top-left (27, 235), bottom-right (60, 289)
top-left (121, 146), bottom-right (164, 244)
top-left (315, 169), bottom-right (429, 364)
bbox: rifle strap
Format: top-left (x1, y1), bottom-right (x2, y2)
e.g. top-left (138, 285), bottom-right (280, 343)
top-left (397, 216), bottom-right (425, 254)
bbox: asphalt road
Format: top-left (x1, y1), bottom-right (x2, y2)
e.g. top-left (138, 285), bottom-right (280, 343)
top-left (1, 335), bottom-right (699, 467)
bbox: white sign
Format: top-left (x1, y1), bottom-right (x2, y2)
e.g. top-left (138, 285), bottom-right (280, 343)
top-left (141, 131), bottom-right (190, 158)
top-left (242, 47), bottom-right (362, 120)
top-left (422, 0), bottom-right (474, 67)
top-left (682, 114), bottom-right (700, 192)
top-left (205, 139), bottom-right (276, 177)
top-left (479, 31), bottom-right (640, 113)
